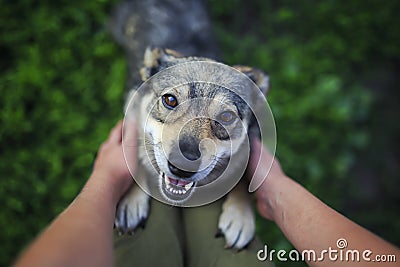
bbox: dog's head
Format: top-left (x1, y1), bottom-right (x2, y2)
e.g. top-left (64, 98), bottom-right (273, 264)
top-left (134, 48), bottom-right (269, 203)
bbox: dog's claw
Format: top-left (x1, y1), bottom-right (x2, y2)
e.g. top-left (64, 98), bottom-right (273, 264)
top-left (218, 193), bottom-right (255, 250)
top-left (215, 228), bottom-right (224, 238)
top-left (114, 186), bottom-right (150, 235)
top-left (137, 218), bottom-right (147, 229)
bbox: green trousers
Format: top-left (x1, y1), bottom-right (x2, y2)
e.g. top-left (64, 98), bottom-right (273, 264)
top-left (114, 199), bottom-right (274, 267)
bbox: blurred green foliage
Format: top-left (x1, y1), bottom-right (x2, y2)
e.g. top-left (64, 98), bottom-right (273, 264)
top-left (0, 0), bottom-right (124, 265)
top-left (209, 0), bottom-right (400, 266)
top-left (1, 0), bottom-right (399, 266)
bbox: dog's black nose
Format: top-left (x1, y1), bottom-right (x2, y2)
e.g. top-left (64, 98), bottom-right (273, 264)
top-left (168, 162), bottom-right (196, 178)
top-left (179, 136), bottom-right (201, 161)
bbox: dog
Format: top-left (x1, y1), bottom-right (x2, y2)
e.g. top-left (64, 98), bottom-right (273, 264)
top-left (110, 0), bottom-right (270, 249)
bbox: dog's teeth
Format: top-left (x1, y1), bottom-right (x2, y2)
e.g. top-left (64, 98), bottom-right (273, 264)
top-left (185, 182), bottom-right (194, 191)
top-left (164, 175), bottom-right (192, 195)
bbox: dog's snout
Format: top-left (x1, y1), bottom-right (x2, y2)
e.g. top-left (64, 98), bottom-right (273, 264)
top-left (168, 162), bottom-right (196, 178)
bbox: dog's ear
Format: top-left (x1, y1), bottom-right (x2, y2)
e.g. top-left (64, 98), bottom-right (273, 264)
top-left (139, 47), bottom-right (184, 81)
top-left (233, 65), bottom-right (270, 96)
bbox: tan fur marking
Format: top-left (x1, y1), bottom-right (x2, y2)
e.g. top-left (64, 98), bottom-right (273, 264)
top-left (124, 15), bottom-right (137, 38)
top-left (232, 65), bottom-right (253, 73)
top-left (233, 65), bottom-right (269, 95)
top-left (143, 47), bottom-right (161, 68)
top-left (164, 48), bottom-right (183, 58)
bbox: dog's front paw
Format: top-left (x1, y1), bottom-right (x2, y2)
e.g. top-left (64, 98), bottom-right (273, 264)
top-left (217, 193), bottom-right (255, 250)
top-left (115, 186), bottom-right (150, 234)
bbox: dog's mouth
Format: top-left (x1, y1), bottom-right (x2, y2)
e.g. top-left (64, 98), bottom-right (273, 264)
top-left (159, 172), bottom-right (197, 202)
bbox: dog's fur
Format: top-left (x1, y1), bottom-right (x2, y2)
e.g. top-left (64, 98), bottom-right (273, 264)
top-left (111, 0), bottom-right (269, 249)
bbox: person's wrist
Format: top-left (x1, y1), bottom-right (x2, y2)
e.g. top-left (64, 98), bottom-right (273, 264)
top-left (254, 171), bottom-right (289, 221)
top-left (79, 176), bottom-right (116, 210)
top-left (86, 169), bottom-right (132, 206)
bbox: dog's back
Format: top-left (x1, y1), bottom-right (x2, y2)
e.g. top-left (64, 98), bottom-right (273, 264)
top-left (110, 0), bottom-right (219, 89)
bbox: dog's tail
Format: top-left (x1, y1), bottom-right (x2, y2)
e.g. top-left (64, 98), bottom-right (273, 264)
top-left (109, 0), bottom-right (219, 89)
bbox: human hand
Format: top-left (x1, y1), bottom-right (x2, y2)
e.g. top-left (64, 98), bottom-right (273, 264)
top-left (89, 119), bottom-right (138, 204)
top-left (13, 120), bottom-right (139, 267)
top-left (247, 138), bottom-right (287, 221)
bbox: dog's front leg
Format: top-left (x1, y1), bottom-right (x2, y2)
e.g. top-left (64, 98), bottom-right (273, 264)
top-left (114, 167), bottom-right (150, 234)
top-left (217, 181), bottom-right (255, 250)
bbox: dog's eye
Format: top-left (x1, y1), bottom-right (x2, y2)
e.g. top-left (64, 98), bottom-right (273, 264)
top-left (162, 94), bottom-right (178, 109)
top-left (217, 111), bottom-right (236, 124)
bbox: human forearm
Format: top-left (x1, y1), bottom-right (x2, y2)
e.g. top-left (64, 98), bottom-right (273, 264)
top-left (261, 174), bottom-right (399, 267)
top-left (13, 120), bottom-right (136, 267)
top-left (249, 139), bottom-right (399, 266)
top-left (14, 177), bottom-right (117, 267)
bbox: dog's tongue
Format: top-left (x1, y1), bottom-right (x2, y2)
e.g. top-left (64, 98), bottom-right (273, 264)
top-left (168, 177), bottom-right (190, 187)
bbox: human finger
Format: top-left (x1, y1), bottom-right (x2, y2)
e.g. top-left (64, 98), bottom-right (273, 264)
top-left (247, 138), bottom-right (275, 192)
top-left (108, 120), bottom-right (123, 144)
top-left (122, 118), bottom-right (138, 175)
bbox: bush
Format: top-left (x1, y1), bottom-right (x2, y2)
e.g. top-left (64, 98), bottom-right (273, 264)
top-left (209, 0), bottom-right (400, 266)
top-left (0, 1), bottom-right (124, 265)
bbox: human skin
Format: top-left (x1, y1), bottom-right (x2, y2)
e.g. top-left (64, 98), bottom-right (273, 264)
top-left (13, 120), bottom-right (137, 267)
top-left (14, 122), bottom-right (399, 267)
top-left (248, 139), bottom-right (400, 267)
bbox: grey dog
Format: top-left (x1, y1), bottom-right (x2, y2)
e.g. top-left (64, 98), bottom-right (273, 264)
top-left (110, 0), bottom-right (269, 249)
